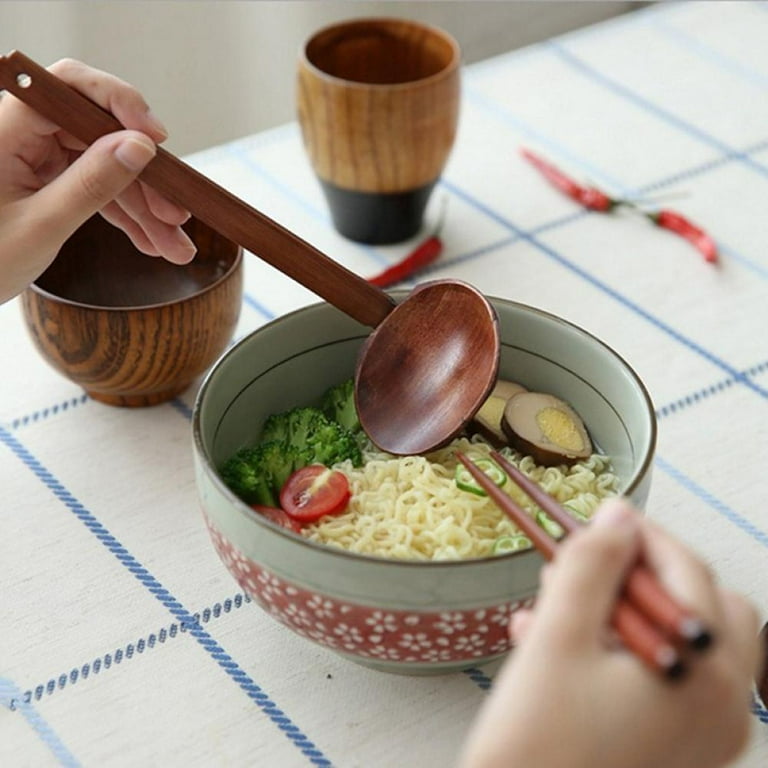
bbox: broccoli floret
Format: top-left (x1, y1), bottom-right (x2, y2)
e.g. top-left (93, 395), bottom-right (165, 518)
top-left (320, 378), bottom-right (361, 434)
top-left (304, 418), bottom-right (362, 467)
top-left (220, 441), bottom-right (303, 506)
top-left (261, 407), bottom-right (327, 447)
top-left (220, 402), bottom-right (364, 505)
top-left (261, 405), bottom-right (362, 467)
top-left (220, 446), bottom-right (279, 507)
top-left (256, 440), bottom-right (302, 494)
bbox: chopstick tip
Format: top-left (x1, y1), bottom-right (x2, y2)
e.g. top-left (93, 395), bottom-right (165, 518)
top-left (658, 646), bottom-right (687, 681)
top-left (681, 617), bottom-right (714, 651)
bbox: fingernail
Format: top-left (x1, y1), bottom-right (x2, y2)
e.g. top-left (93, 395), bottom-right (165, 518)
top-left (145, 109), bottom-right (168, 140)
top-left (114, 136), bottom-right (156, 172)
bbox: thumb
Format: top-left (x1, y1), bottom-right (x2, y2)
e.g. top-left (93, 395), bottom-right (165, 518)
top-left (32, 130), bottom-right (156, 251)
top-left (531, 498), bottom-right (642, 652)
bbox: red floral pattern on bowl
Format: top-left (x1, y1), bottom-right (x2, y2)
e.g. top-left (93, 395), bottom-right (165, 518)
top-left (207, 523), bottom-right (532, 668)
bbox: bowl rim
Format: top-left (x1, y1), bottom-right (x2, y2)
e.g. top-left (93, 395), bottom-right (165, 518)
top-left (26, 241), bottom-right (243, 312)
top-left (299, 16), bottom-right (461, 92)
top-left (192, 295), bottom-right (657, 568)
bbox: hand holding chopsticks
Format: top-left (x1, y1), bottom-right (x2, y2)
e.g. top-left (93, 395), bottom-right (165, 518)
top-left (457, 451), bottom-right (715, 680)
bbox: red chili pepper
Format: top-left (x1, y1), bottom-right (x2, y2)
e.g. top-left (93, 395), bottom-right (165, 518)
top-left (649, 210), bottom-right (718, 264)
top-left (520, 147), bottom-right (615, 212)
top-left (367, 202), bottom-right (447, 287)
top-left (521, 146), bottom-right (718, 265)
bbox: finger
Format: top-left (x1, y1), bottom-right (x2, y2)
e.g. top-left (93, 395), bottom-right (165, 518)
top-left (509, 608), bottom-right (535, 645)
top-left (99, 202), bottom-right (161, 256)
top-left (530, 498), bottom-right (642, 651)
top-left (140, 182), bottom-right (191, 226)
top-left (48, 58), bottom-right (168, 142)
top-left (639, 519), bottom-right (722, 627)
top-left (0, 59), bottom-right (167, 144)
top-left (113, 183), bottom-right (196, 264)
top-left (26, 130), bottom-right (157, 253)
top-left (719, 590), bottom-right (760, 681)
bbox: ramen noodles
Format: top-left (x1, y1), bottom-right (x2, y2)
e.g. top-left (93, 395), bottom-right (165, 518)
top-left (303, 435), bottom-right (618, 561)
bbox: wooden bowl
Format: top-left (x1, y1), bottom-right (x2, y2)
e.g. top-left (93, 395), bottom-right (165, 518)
top-left (22, 215), bottom-right (243, 406)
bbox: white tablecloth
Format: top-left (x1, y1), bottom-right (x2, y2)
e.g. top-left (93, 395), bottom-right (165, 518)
top-left (3, 2), bottom-right (768, 765)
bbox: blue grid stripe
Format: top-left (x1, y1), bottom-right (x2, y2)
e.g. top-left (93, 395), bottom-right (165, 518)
top-left (462, 84), bottom-right (768, 280)
top-left (656, 455), bottom-right (768, 549)
top-left (547, 41), bottom-right (768, 182)
top-left (462, 81), bottom-right (633, 196)
top-left (224, 143), bottom-right (390, 268)
top-left (10, 394), bottom-right (89, 430)
top-left (6, 594), bottom-right (252, 711)
top-left (1, 678), bottom-right (80, 767)
top-left (462, 667), bottom-right (493, 691)
top-left (441, 176), bottom-right (768, 401)
top-left (9, 9), bottom-right (765, 752)
top-left (754, 696), bottom-right (768, 725)
top-left (243, 290), bottom-right (277, 319)
top-left (647, 16), bottom-right (768, 90)
top-left (0, 425), bottom-right (332, 767)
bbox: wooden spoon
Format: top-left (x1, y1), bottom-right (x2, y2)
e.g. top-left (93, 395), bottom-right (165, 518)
top-left (0, 50), bottom-right (499, 455)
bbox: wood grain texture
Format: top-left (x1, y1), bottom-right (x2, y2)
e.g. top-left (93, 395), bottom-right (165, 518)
top-left (355, 281), bottom-right (499, 454)
top-left (0, 50), bottom-right (395, 328)
top-left (297, 18), bottom-right (460, 193)
top-left (21, 216), bottom-right (243, 407)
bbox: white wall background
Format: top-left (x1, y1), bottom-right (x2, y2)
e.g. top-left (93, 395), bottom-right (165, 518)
top-left (0, 1), bottom-right (636, 155)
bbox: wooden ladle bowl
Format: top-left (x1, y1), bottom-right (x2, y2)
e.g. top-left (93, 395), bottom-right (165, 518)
top-left (21, 215), bottom-right (243, 407)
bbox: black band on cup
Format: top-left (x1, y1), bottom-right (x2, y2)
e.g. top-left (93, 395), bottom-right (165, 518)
top-left (320, 180), bottom-right (436, 245)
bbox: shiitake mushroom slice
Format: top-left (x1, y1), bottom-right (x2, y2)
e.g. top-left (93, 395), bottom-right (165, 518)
top-left (501, 391), bottom-right (592, 467)
top-left (469, 379), bottom-right (527, 446)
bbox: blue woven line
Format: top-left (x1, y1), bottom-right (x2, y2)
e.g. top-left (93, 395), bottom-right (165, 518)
top-left (1, 678), bottom-right (80, 767)
top-left (753, 696), bottom-right (768, 724)
top-left (10, 394), bottom-right (89, 430)
top-left (654, 356), bottom-right (768, 417)
top-left (463, 81), bottom-right (768, 279)
top-left (547, 41), bottom-right (768, 182)
top-left (747, 358), bottom-right (768, 377)
top-left (169, 398), bottom-right (193, 421)
top-left (440, 177), bottom-right (768, 401)
top-left (0, 426), bottom-right (332, 767)
top-left (656, 455), bottom-right (768, 548)
top-left (244, 291), bottom-right (277, 319)
top-left (636, 136), bottom-right (768, 195)
top-left (225, 143), bottom-right (329, 224)
top-left (648, 16), bottom-right (768, 90)
top-left (224, 144), bottom-right (390, 271)
top-left (655, 376), bottom-right (736, 420)
top-left (462, 82), bottom-right (632, 195)
top-left (462, 667), bottom-right (493, 691)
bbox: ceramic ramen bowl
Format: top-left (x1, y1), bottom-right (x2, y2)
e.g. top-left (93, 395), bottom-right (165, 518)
top-left (22, 214), bottom-right (243, 407)
top-left (193, 295), bottom-right (656, 675)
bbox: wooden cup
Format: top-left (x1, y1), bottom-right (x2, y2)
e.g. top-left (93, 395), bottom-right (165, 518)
top-left (297, 17), bottom-right (460, 244)
top-left (22, 215), bottom-right (243, 407)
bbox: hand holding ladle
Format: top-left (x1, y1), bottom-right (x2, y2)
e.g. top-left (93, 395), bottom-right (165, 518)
top-left (0, 50), bottom-right (500, 455)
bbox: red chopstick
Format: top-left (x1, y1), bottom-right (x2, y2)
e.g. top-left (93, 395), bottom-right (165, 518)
top-left (457, 453), bottom-right (712, 680)
top-left (488, 450), bottom-right (713, 651)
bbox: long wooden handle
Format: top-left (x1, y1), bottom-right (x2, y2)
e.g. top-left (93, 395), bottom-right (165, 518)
top-left (0, 50), bottom-right (396, 327)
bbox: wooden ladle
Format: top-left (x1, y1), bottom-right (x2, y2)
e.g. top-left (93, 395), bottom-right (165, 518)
top-left (0, 50), bottom-right (499, 455)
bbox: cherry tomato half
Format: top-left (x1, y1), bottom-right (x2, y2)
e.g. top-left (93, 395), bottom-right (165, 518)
top-left (251, 504), bottom-right (303, 534)
top-left (280, 465), bottom-right (351, 523)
